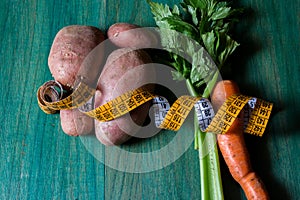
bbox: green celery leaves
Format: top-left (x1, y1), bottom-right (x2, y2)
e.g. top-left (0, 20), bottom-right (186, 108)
top-left (147, 0), bottom-right (243, 199)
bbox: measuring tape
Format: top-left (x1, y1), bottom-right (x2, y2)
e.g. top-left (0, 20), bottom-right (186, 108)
top-left (37, 80), bottom-right (273, 136)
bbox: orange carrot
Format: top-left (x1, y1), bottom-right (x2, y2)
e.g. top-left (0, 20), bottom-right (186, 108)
top-left (211, 80), bottom-right (269, 200)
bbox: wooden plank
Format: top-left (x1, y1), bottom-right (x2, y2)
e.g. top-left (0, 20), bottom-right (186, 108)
top-left (0, 0), bottom-right (299, 200)
top-left (0, 0), bottom-right (105, 199)
top-left (103, 127), bottom-right (201, 199)
top-left (230, 0), bottom-right (300, 199)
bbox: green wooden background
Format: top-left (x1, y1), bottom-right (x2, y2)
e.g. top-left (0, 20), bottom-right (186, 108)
top-left (0, 0), bottom-right (299, 199)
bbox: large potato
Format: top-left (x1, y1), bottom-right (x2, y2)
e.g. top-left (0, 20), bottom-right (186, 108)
top-left (107, 23), bottom-right (157, 48)
top-left (49, 25), bottom-right (105, 86)
top-left (94, 48), bottom-right (154, 145)
top-left (48, 25), bottom-right (105, 136)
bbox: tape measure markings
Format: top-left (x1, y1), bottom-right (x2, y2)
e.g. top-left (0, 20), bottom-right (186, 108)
top-left (194, 98), bottom-right (215, 131)
top-left (152, 97), bottom-right (170, 127)
top-left (37, 80), bottom-right (273, 137)
top-left (158, 96), bottom-right (200, 131)
top-left (205, 94), bottom-right (261, 135)
top-left (244, 99), bottom-right (273, 136)
top-left (83, 87), bottom-right (156, 122)
top-left (38, 81), bottom-right (95, 111)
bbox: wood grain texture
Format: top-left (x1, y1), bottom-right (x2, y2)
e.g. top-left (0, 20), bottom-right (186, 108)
top-left (0, 0), bottom-right (299, 200)
top-left (229, 0), bottom-right (300, 199)
top-left (0, 1), bottom-right (105, 200)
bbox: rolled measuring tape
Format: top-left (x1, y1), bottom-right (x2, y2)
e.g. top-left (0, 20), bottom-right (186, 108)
top-left (37, 80), bottom-right (273, 137)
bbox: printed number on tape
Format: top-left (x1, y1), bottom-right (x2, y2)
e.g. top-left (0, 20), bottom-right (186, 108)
top-left (37, 81), bottom-right (273, 137)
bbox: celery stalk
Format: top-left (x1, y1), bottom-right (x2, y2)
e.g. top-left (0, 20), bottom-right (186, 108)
top-left (187, 79), bottom-right (223, 200)
top-left (147, 0), bottom-right (242, 198)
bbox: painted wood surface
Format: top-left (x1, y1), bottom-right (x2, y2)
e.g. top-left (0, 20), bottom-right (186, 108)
top-left (0, 0), bottom-right (299, 199)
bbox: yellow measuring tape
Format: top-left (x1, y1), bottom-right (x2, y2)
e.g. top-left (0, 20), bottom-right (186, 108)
top-left (37, 80), bottom-right (273, 136)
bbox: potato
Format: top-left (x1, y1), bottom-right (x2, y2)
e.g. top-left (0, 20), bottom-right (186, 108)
top-left (94, 48), bottom-right (154, 145)
top-left (49, 25), bottom-right (105, 86)
top-left (107, 23), bottom-right (157, 48)
top-left (60, 109), bottom-right (94, 136)
top-left (48, 25), bottom-right (105, 136)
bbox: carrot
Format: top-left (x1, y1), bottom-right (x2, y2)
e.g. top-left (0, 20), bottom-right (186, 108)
top-left (211, 80), bottom-right (269, 200)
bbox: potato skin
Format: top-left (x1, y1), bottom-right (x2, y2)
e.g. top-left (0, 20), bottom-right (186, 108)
top-left (107, 23), bottom-right (157, 48)
top-left (49, 25), bottom-right (105, 136)
top-left (94, 48), bottom-right (153, 145)
top-left (60, 109), bottom-right (94, 136)
top-left (48, 25), bottom-right (105, 86)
